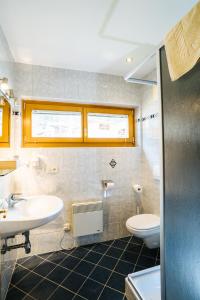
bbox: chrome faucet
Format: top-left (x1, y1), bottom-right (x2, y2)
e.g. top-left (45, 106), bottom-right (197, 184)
top-left (7, 193), bottom-right (27, 208)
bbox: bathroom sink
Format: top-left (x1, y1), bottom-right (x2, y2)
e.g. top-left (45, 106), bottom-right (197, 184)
top-left (0, 195), bottom-right (63, 238)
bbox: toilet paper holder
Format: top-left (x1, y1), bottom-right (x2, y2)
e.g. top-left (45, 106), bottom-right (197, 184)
top-left (102, 180), bottom-right (114, 198)
top-left (133, 184), bottom-right (143, 193)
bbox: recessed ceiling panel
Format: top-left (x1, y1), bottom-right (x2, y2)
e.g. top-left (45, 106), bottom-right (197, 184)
top-left (104, 0), bottom-right (198, 45)
top-left (0, 0), bottom-right (198, 76)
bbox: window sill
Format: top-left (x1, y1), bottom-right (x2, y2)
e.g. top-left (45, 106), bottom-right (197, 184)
top-left (22, 142), bottom-right (135, 148)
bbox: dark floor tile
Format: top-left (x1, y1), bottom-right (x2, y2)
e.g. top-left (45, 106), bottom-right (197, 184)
top-left (137, 255), bottom-right (156, 268)
top-left (23, 295), bottom-right (35, 300)
top-left (118, 236), bottom-right (131, 243)
top-left (23, 296), bottom-right (35, 300)
top-left (81, 243), bottom-right (95, 250)
top-left (98, 255), bottom-right (118, 270)
top-left (60, 255), bottom-right (80, 270)
top-left (84, 251), bottom-right (102, 264)
top-left (89, 265), bottom-right (111, 284)
top-left (134, 265), bottom-right (145, 272)
top-left (33, 260), bottom-right (55, 276)
top-left (106, 247), bottom-right (123, 259)
top-left (107, 272), bottom-right (125, 293)
top-left (61, 272), bottom-right (85, 293)
top-left (78, 278), bottom-right (103, 300)
top-left (47, 265), bottom-right (70, 284)
top-left (112, 239), bottom-right (128, 250)
top-left (71, 247), bottom-right (89, 259)
top-left (49, 286), bottom-right (75, 299)
top-left (10, 265), bottom-right (29, 285)
top-left (141, 247), bottom-right (158, 258)
top-left (19, 255), bottom-right (43, 270)
top-left (115, 260), bottom-right (135, 275)
top-left (74, 260), bottom-right (95, 276)
top-left (47, 251), bottom-right (68, 265)
top-left (130, 236), bottom-right (143, 245)
top-left (121, 251), bottom-right (138, 264)
top-left (16, 271), bottom-right (42, 293)
top-left (126, 243), bottom-right (142, 254)
top-left (8, 237), bottom-right (155, 300)
top-left (38, 252), bottom-right (53, 260)
top-left (101, 240), bottom-right (114, 246)
top-left (92, 243), bottom-right (109, 254)
top-left (73, 295), bottom-right (87, 300)
top-left (99, 286), bottom-right (124, 300)
top-left (17, 256), bottom-right (32, 265)
top-left (6, 286), bottom-right (26, 300)
top-left (30, 279), bottom-right (57, 300)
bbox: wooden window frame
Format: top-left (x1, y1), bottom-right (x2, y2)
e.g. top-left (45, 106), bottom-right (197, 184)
top-left (0, 100), bottom-right (10, 147)
top-left (22, 100), bottom-right (135, 147)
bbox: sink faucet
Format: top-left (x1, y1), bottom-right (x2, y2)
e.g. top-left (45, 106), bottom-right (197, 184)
top-left (7, 193), bottom-right (27, 208)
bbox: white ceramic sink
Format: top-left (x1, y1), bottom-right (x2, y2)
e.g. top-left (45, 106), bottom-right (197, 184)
top-left (0, 195), bottom-right (63, 238)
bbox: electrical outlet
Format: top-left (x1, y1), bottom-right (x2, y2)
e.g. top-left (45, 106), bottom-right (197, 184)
top-left (47, 166), bottom-right (58, 174)
top-left (64, 223), bottom-right (71, 232)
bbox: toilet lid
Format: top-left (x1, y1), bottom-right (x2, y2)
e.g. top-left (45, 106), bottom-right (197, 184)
top-left (127, 214), bottom-right (160, 230)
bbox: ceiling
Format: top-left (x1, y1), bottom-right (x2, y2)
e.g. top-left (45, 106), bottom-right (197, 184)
top-left (0, 0), bottom-right (197, 77)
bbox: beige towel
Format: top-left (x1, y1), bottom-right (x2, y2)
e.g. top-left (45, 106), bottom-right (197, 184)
top-left (164, 1), bottom-right (200, 81)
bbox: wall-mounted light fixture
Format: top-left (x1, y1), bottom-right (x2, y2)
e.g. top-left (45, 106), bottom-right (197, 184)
top-left (0, 77), bottom-right (9, 91)
top-left (0, 77), bottom-right (18, 109)
top-left (126, 57), bottom-right (133, 63)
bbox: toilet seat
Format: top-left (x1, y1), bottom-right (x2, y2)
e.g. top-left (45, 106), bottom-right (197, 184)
top-left (126, 214), bottom-right (160, 231)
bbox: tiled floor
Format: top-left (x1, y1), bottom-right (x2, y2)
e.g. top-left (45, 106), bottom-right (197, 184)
top-left (6, 236), bottom-right (160, 300)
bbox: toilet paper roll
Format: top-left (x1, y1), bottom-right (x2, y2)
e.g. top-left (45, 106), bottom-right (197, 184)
top-left (133, 184), bottom-right (143, 193)
top-left (102, 180), bottom-right (114, 190)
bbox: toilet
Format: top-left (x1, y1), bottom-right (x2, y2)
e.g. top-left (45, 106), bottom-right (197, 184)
top-left (126, 214), bottom-right (160, 249)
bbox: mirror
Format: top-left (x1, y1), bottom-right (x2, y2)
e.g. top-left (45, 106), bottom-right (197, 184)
top-left (0, 161), bottom-right (16, 176)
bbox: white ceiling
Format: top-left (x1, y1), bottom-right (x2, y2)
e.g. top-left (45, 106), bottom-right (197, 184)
top-left (0, 0), bottom-right (197, 76)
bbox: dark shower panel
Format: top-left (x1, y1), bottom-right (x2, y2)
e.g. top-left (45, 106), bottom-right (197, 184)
top-left (160, 47), bottom-right (200, 299)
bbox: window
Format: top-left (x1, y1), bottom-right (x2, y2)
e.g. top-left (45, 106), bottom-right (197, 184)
top-left (31, 110), bottom-right (82, 138)
top-left (0, 100), bottom-right (10, 147)
top-left (22, 100), bottom-right (135, 147)
top-left (84, 107), bottom-right (134, 144)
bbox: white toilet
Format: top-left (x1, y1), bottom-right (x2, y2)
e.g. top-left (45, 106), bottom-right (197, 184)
top-left (126, 214), bottom-right (160, 249)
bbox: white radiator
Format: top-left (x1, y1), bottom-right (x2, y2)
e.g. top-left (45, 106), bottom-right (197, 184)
top-left (72, 201), bottom-right (103, 237)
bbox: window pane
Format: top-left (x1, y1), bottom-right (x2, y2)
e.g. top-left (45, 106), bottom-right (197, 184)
top-left (87, 113), bottom-right (129, 138)
top-left (32, 110), bottom-right (82, 138)
top-left (0, 108), bottom-right (2, 136)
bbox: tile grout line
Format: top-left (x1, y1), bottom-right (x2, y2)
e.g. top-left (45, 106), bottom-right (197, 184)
top-left (14, 238), bottom-right (136, 299)
top-left (13, 261), bottom-right (127, 298)
top-left (96, 236), bottom-right (133, 300)
top-left (13, 250), bottom-right (77, 300)
top-left (39, 247), bottom-right (94, 300)
top-left (9, 284), bottom-right (36, 300)
top-left (46, 242), bottom-right (103, 300)
top-left (14, 246), bottom-right (152, 298)
top-left (132, 242), bottom-right (145, 272)
top-left (9, 237), bottom-right (158, 300)
top-left (69, 240), bottom-right (116, 300)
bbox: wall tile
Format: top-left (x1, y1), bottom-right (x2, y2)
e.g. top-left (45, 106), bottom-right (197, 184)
top-left (32, 65), bottom-right (49, 97)
top-left (14, 63), bottom-right (32, 97)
